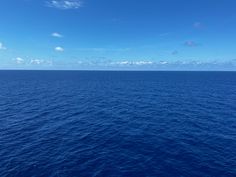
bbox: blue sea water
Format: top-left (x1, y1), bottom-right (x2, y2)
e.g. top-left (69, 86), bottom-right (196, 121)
top-left (0, 71), bottom-right (236, 177)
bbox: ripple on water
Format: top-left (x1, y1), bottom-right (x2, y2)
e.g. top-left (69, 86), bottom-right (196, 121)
top-left (0, 71), bottom-right (236, 177)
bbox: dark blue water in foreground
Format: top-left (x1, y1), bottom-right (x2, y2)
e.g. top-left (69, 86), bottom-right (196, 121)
top-left (0, 71), bottom-right (236, 177)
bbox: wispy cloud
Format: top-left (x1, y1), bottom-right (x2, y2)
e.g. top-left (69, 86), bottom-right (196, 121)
top-left (30, 59), bottom-right (53, 65)
top-left (46, 0), bottom-right (82, 10)
top-left (159, 33), bottom-right (170, 37)
top-left (77, 47), bottom-right (131, 52)
top-left (14, 57), bottom-right (24, 64)
top-left (108, 60), bottom-right (236, 70)
top-left (11, 56), bottom-right (53, 66)
top-left (184, 41), bottom-right (198, 47)
top-left (55, 46), bottom-right (64, 52)
top-left (51, 32), bottom-right (63, 38)
top-left (112, 61), bottom-right (154, 66)
top-left (69, 59), bottom-right (236, 71)
top-left (193, 22), bottom-right (204, 29)
top-left (159, 61), bottom-right (168, 65)
top-left (8, 57), bottom-right (235, 70)
top-left (0, 42), bottom-right (7, 50)
top-left (30, 59), bottom-right (44, 65)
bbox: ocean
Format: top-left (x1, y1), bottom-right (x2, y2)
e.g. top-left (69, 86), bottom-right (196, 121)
top-left (0, 71), bottom-right (235, 177)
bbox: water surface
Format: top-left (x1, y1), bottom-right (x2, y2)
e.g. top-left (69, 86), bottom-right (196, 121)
top-left (0, 71), bottom-right (236, 177)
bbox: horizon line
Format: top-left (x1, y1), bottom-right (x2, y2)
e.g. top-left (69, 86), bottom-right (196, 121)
top-left (0, 69), bottom-right (236, 72)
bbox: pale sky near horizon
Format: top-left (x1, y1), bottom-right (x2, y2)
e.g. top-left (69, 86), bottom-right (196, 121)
top-left (0, 0), bottom-right (236, 70)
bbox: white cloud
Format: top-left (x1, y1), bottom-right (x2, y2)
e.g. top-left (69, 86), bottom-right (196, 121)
top-left (14, 57), bottom-right (24, 64)
top-left (52, 32), bottom-right (63, 38)
top-left (29, 59), bottom-right (53, 66)
top-left (30, 59), bottom-right (44, 65)
top-left (159, 61), bottom-right (168, 65)
top-left (46, 0), bottom-right (82, 10)
top-left (0, 42), bottom-right (7, 50)
top-left (112, 61), bottom-right (154, 66)
top-left (117, 61), bottom-right (130, 65)
top-left (27, 59), bottom-right (235, 70)
top-left (55, 46), bottom-right (64, 52)
top-left (135, 61), bottom-right (153, 65)
top-left (184, 41), bottom-right (198, 47)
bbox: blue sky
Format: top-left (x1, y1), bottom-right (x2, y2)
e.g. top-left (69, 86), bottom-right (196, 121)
top-left (0, 0), bottom-right (236, 70)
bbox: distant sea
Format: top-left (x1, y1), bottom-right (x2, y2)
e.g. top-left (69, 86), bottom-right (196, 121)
top-left (0, 71), bottom-right (236, 177)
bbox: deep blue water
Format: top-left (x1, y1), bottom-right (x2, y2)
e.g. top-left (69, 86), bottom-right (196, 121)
top-left (0, 71), bottom-right (236, 177)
